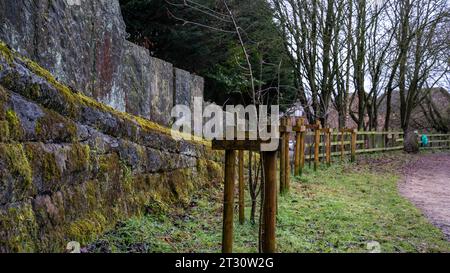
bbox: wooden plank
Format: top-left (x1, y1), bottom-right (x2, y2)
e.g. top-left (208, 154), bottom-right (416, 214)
top-left (356, 146), bottom-right (404, 153)
top-left (427, 140), bottom-right (450, 144)
top-left (238, 150), bottom-right (245, 225)
top-left (351, 131), bottom-right (357, 162)
top-left (340, 128), bottom-right (356, 133)
top-left (305, 140), bottom-right (364, 147)
top-left (357, 131), bottom-right (404, 135)
top-left (304, 145), bottom-right (404, 159)
top-left (326, 129), bottom-right (331, 166)
top-left (314, 120), bottom-right (321, 171)
top-left (262, 151), bottom-right (277, 253)
top-left (279, 125), bottom-right (292, 133)
top-left (425, 134), bottom-right (450, 137)
top-left (306, 124), bottom-right (321, 130)
top-left (292, 125), bottom-right (307, 132)
top-left (421, 146), bottom-right (450, 150)
top-left (212, 139), bottom-right (277, 151)
top-left (279, 118), bottom-right (287, 194)
top-left (284, 118), bottom-right (291, 193)
top-left (300, 129), bottom-right (305, 172)
top-left (222, 150), bottom-right (236, 253)
top-left (294, 118), bottom-right (303, 176)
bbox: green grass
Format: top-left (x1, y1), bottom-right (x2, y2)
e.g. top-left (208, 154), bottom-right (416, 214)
top-left (89, 152), bottom-right (450, 253)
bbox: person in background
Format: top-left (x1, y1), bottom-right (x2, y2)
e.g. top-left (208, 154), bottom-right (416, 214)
top-left (421, 133), bottom-right (429, 147)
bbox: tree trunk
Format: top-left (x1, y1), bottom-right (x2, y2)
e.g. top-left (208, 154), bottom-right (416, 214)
top-left (403, 128), bottom-right (419, 153)
top-left (384, 88), bottom-right (392, 131)
top-left (250, 199), bottom-right (257, 224)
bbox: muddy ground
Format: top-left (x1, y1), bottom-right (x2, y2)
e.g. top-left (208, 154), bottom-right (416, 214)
top-left (398, 153), bottom-right (450, 240)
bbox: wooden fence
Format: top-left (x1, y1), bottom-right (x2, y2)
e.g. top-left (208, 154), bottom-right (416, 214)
top-left (212, 117), bottom-right (450, 253)
top-left (298, 127), bottom-right (450, 162)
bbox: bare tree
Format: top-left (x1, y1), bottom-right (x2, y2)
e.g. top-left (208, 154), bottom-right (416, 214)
top-left (271, 0), bottom-right (346, 124)
top-left (390, 0), bottom-right (449, 150)
top-left (420, 88), bottom-right (450, 133)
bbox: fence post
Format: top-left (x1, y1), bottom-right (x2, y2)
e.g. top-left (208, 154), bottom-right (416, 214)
top-left (284, 118), bottom-right (291, 192)
top-left (279, 117), bottom-right (286, 194)
top-left (340, 130), bottom-right (344, 161)
top-left (294, 118), bottom-right (303, 176)
top-left (300, 128), bottom-right (306, 170)
top-left (222, 149), bottom-right (236, 253)
top-left (351, 130), bottom-right (357, 162)
top-left (333, 131), bottom-right (337, 154)
top-left (238, 150), bottom-right (245, 225)
top-left (314, 120), bottom-right (321, 171)
top-left (262, 150), bottom-right (277, 253)
top-left (326, 129), bottom-right (332, 166)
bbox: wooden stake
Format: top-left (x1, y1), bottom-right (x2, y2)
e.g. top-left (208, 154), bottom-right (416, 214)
top-left (262, 151), bottom-right (277, 253)
top-left (294, 118), bottom-right (301, 176)
top-left (333, 132), bottom-right (337, 155)
top-left (294, 118), bottom-right (304, 176)
top-left (238, 150), bottom-right (245, 225)
top-left (351, 130), bottom-right (357, 162)
top-left (222, 150), bottom-right (236, 253)
top-left (340, 130), bottom-right (345, 161)
top-left (300, 126), bottom-right (305, 173)
top-left (326, 129), bottom-right (331, 166)
top-left (314, 120), bottom-right (321, 171)
top-left (284, 118), bottom-right (291, 192)
top-left (279, 117), bottom-right (286, 194)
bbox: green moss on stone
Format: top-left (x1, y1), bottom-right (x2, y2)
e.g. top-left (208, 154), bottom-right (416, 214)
top-left (0, 72), bottom-right (19, 92)
top-left (67, 144), bottom-right (90, 172)
top-left (5, 109), bottom-right (22, 140)
top-left (0, 85), bottom-right (9, 120)
top-left (35, 109), bottom-right (78, 142)
top-left (0, 42), bottom-right (14, 66)
top-left (42, 152), bottom-right (62, 184)
top-left (0, 202), bottom-right (38, 253)
top-left (0, 144), bottom-right (34, 201)
top-left (122, 164), bottom-right (133, 193)
top-left (67, 211), bottom-right (107, 246)
top-left (0, 120), bottom-right (9, 142)
top-left (206, 160), bottom-right (223, 181)
top-left (98, 153), bottom-right (120, 175)
top-left (26, 83), bottom-right (41, 100)
top-left (166, 168), bottom-right (195, 207)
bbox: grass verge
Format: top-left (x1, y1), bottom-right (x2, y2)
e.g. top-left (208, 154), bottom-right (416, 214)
top-left (88, 151), bottom-right (450, 253)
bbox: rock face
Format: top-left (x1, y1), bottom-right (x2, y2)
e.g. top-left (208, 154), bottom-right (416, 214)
top-left (0, 0), bottom-right (203, 126)
top-left (0, 42), bottom-right (222, 252)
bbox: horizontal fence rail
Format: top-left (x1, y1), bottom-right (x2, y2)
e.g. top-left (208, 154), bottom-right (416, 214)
top-left (298, 130), bottom-right (449, 161)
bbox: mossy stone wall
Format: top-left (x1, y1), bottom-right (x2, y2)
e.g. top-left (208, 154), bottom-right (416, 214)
top-left (0, 42), bottom-right (223, 253)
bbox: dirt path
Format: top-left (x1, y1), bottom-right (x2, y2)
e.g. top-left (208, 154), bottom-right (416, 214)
top-left (399, 153), bottom-right (450, 240)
